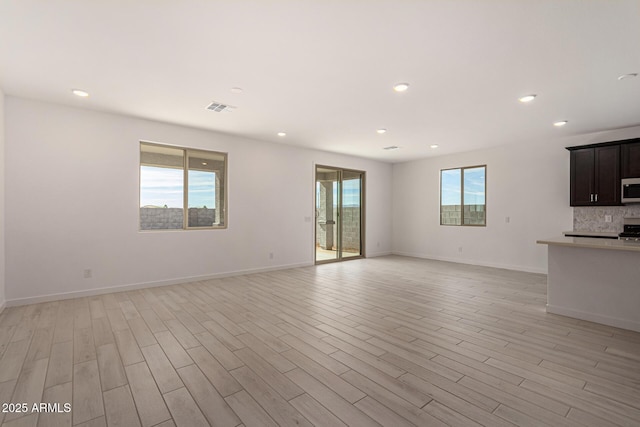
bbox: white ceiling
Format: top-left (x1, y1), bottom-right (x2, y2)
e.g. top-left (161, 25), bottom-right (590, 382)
top-left (1, 0), bottom-right (639, 162)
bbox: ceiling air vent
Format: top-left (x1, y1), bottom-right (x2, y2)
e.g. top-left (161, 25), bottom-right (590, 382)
top-left (206, 101), bottom-right (236, 113)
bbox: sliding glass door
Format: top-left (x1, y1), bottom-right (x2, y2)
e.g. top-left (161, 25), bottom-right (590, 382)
top-left (315, 166), bottom-right (364, 263)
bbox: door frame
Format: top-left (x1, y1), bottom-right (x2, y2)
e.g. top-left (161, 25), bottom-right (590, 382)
top-left (314, 164), bottom-right (366, 264)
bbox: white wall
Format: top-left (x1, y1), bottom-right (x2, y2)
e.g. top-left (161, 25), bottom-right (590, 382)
top-left (392, 125), bottom-right (640, 273)
top-left (0, 89), bottom-right (5, 311)
top-left (5, 97), bottom-right (392, 304)
top-left (560, 125), bottom-right (640, 148)
top-left (392, 141), bottom-right (573, 273)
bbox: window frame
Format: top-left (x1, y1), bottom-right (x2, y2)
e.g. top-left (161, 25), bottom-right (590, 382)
top-left (440, 164), bottom-right (486, 227)
top-left (139, 141), bottom-right (228, 231)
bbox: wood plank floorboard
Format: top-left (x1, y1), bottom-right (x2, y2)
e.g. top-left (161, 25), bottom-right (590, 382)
top-left (0, 255), bottom-right (639, 426)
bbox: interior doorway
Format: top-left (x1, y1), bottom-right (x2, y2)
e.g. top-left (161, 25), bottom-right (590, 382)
top-left (315, 165), bottom-right (365, 263)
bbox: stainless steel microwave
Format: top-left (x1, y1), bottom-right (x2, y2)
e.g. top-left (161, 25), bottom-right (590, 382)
top-left (622, 178), bottom-right (640, 204)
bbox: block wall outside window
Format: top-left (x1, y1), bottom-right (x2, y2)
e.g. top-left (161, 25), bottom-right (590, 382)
top-left (440, 165), bottom-right (486, 226)
top-left (139, 142), bottom-right (227, 230)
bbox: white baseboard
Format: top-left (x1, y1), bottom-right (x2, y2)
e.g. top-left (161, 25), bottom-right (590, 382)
top-left (6, 261), bottom-right (314, 307)
top-left (547, 304), bottom-right (640, 333)
top-left (365, 251), bottom-right (392, 258)
top-left (4, 253), bottom-right (545, 307)
top-left (391, 251), bottom-right (547, 275)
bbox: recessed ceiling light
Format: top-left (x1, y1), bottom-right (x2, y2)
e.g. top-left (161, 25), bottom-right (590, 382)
top-left (618, 73), bottom-right (638, 81)
top-left (277, 132), bottom-right (286, 137)
top-left (430, 144), bottom-right (439, 149)
top-left (376, 129), bottom-right (387, 134)
top-left (518, 94), bottom-right (536, 103)
top-left (202, 162), bottom-right (208, 166)
top-left (383, 145), bottom-right (399, 150)
top-left (72, 89), bottom-right (89, 97)
top-left (230, 87), bottom-right (244, 94)
top-left (553, 120), bottom-right (568, 127)
top-left (393, 83), bottom-right (409, 92)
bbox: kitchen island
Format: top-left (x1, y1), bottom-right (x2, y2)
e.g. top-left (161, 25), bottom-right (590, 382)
top-left (537, 236), bottom-right (640, 332)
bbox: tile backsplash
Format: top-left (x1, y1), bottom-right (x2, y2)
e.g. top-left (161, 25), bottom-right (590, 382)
top-left (573, 205), bottom-right (640, 233)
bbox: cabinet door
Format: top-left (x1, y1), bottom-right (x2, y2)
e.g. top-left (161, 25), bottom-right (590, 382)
top-left (570, 148), bottom-right (594, 206)
top-left (622, 141), bottom-right (640, 178)
top-left (594, 145), bottom-right (620, 205)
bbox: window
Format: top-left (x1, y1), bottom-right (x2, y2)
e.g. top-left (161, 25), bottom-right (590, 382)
top-left (440, 165), bottom-right (486, 226)
top-left (140, 142), bottom-right (227, 230)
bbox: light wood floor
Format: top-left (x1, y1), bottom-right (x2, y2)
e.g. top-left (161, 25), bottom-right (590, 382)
top-left (1, 255), bottom-right (639, 427)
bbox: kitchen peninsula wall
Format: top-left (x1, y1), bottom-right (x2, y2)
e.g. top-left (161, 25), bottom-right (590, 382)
top-left (574, 205), bottom-right (640, 233)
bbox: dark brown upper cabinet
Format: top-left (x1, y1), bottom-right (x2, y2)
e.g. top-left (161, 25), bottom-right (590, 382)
top-left (569, 145), bottom-right (620, 206)
top-left (622, 140), bottom-right (640, 178)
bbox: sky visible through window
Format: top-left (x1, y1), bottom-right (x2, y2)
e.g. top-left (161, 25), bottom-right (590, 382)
top-left (140, 166), bottom-right (215, 208)
top-left (188, 170), bottom-right (216, 208)
top-left (315, 179), bottom-right (361, 208)
top-left (463, 167), bottom-right (485, 206)
top-left (441, 167), bottom-right (485, 206)
top-left (441, 169), bottom-right (461, 205)
top-left (342, 179), bottom-right (361, 206)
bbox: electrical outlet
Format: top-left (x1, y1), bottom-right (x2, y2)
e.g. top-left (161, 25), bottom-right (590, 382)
top-left (605, 215), bottom-right (612, 223)
top-left (458, 246), bottom-right (463, 253)
top-left (505, 216), bottom-right (510, 223)
top-left (83, 269), bottom-right (92, 279)
top-left (269, 252), bottom-right (274, 259)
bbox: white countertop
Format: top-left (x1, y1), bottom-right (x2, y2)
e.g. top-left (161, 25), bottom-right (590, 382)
top-left (537, 236), bottom-right (640, 252)
top-left (562, 230), bottom-right (619, 238)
